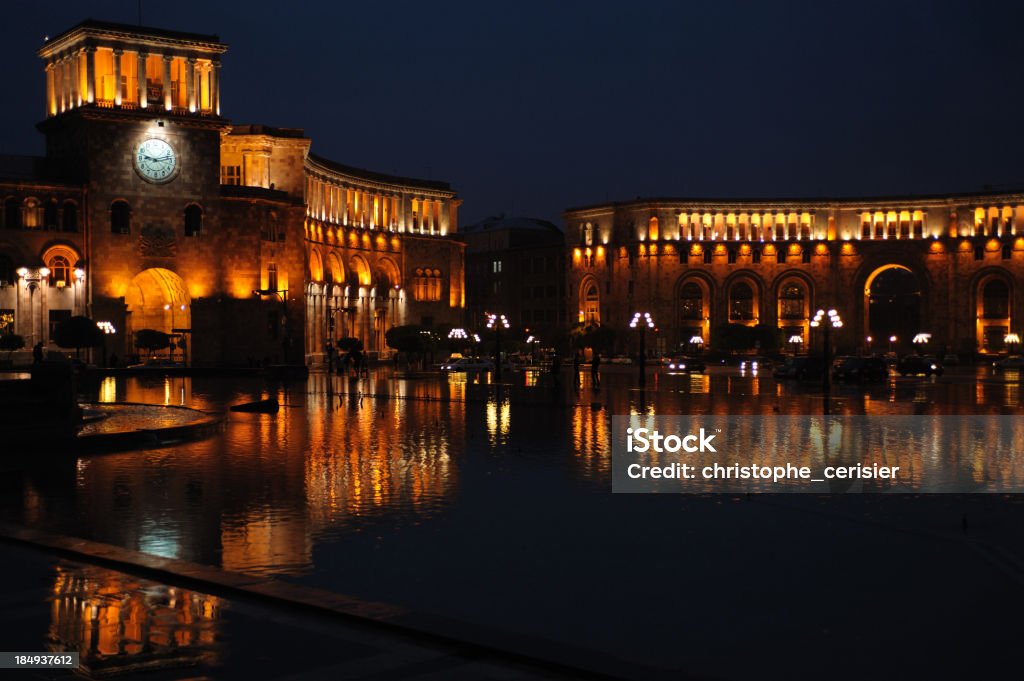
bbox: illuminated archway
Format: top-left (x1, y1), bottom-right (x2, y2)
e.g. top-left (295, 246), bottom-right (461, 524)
top-left (675, 273), bottom-right (713, 348)
top-left (308, 248), bottom-right (324, 283)
top-left (579, 276), bottom-right (600, 325)
top-left (863, 265), bottom-right (920, 352)
top-left (349, 255), bottom-right (372, 287)
top-left (974, 271), bottom-right (1012, 353)
top-left (125, 268), bottom-right (191, 355)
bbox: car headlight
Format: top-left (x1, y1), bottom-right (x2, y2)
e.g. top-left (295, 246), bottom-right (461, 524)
top-left (679, 364), bottom-right (686, 369)
top-left (930, 364), bottom-right (937, 370)
top-left (669, 364), bottom-right (676, 369)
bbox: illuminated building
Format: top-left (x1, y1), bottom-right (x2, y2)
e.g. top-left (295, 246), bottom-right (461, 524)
top-left (566, 194), bottom-right (1024, 355)
top-left (0, 20), bottom-right (463, 365)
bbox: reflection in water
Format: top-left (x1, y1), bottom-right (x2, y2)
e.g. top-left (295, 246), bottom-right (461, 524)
top-left (49, 563), bottom-right (220, 675)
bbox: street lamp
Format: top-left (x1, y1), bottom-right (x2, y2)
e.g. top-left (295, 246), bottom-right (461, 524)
top-left (526, 334), bottom-right (540, 364)
top-left (788, 334), bottom-right (804, 355)
top-left (448, 327), bottom-right (468, 360)
top-left (888, 335), bottom-right (897, 353)
top-left (810, 308), bottom-right (842, 399)
top-left (486, 313), bottom-right (509, 381)
top-left (630, 311), bottom-right (655, 387)
top-left (1005, 332), bottom-right (1021, 354)
top-left (912, 333), bottom-right (931, 354)
top-left (254, 288), bottom-right (290, 364)
top-left (866, 336), bottom-right (873, 355)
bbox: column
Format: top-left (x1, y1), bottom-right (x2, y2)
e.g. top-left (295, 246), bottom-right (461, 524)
top-left (162, 55), bottom-right (173, 111)
top-left (55, 56), bottom-right (64, 112)
top-left (212, 60), bottom-right (220, 115)
top-left (85, 47), bottom-right (96, 103)
top-left (69, 52), bottom-right (79, 107)
top-left (45, 62), bottom-right (55, 116)
top-left (112, 49), bottom-right (123, 106)
top-left (186, 56), bottom-right (196, 112)
top-left (137, 52), bottom-right (148, 108)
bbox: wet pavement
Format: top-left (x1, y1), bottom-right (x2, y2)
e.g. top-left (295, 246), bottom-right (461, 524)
top-left (0, 365), bottom-right (1023, 679)
top-left (0, 539), bottom-right (613, 680)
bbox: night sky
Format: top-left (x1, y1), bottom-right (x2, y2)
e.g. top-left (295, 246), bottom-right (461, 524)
top-left (1, 1), bottom-right (1022, 226)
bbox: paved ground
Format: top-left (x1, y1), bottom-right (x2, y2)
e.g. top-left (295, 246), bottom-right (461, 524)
top-left (0, 540), bottom-right (640, 681)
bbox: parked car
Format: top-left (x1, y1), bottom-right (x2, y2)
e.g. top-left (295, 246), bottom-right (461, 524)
top-left (773, 356), bottom-right (824, 380)
top-left (664, 356), bottom-right (705, 373)
top-left (739, 357), bottom-right (773, 373)
top-left (608, 355), bottom-right (633, 365)
top-left (897, 355), bottom-right (944, 376)
top-left (993, 355), bottom-right (1024, 371)
top-left (832, 356), bottom-right (888, 382)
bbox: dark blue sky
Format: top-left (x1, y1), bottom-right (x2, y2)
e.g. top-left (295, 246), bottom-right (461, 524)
top-left (1, 1), bottom-right (1021, 225)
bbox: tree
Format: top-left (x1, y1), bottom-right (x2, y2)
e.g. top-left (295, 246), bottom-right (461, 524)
top-left (53, 316), bottom-right (104, 359)
top-left (335, 337), bottom-right (363, 352)
top-left (0, 333), bottom-right (25, 363)
top-left (385, 325), bottom-right (430, 354)
top-left (134, 329), bottom-right (171, 355)
top-left (570, 323), bottom-right (615, 354)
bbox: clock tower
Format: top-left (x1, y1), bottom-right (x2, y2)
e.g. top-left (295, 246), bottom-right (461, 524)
top-left (37, 20), bottom-right (231, 361)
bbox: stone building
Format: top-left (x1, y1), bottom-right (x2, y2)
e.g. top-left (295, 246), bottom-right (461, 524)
top-left (565, 194), bottom-right (1024, 357)
top-left (462, 216), bottom-right (565, 343)
top-left (0, 19), bottom-right (463, 366)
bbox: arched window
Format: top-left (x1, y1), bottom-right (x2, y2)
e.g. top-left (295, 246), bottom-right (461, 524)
top-left (412, 268), bottom-right (443, 301)
top-left (23, 198), bottom-right (40, 229)
top-left (0, 253), bottom-right (14, 286)
top-left (680, 282), bottom-right (703, 320)
top-left (582, 282), bottom-right (600, 324)
top-left (111, 200), bottom-right (131, 234)
top-left (62, 201), bottom-right (78, 232)
top-left (648, 217), bottom-right (659, 241)
top-left (982, 279), bottom-right (1009, 318)
top-left (730, 282), bottom-right (755, 321)
top-left (583, 222), bottom-right (593, 246)
top-left (44, 200), bottom-right (59, 230)
top-left (184, 204), bottom-right (203, 237)
top-left (3, 198), bottom-right (18, 229)
top-left (779, 282), bottom-right (806, 319)
top-left (47, 254), bottom-right (71, 287)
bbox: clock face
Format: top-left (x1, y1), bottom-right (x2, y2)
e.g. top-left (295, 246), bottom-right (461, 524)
top-left (134, 138), bottom-right (177, 183)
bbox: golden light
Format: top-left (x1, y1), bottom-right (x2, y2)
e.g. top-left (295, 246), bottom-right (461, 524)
top-left (841, 242), bottom-right (855, 255)
top-left (815, 243), bottom-right (828, 255)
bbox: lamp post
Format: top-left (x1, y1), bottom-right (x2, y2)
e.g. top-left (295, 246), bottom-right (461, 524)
top-left (912, 333), bottom-right (931, 355)
top-left (74, 268), bottom-right (85, 316)
top-left (254, 288), bottom-right (289, 364)
top-left (866, 336), bottom-right (873, 355)
top-left (888, 335), bottom-right (897, 354)
top-left (17, 267), bottom-right (43, 347)
top-left (448, 327), bottom-right (468, 359)
top-left (630, 311), bottom-right (655, 387)
top-left (810, 308), bottom-right (842, 400)
top-left (788, 334), bottom-right (804, 356)
top-left (486, 313), bottom-right (509, 381)
top-left (1005, 332), bottom-right (1021, 355)
top-left (688, 335), bottom-right (704, 355)
top-left (526, 334), bottom-right (540, 364)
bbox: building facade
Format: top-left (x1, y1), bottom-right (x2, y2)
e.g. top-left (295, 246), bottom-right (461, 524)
top-left (565, 195), bottom-right (1024, 357)
top-left (462, 216), bottom-right (565, 343)
top-left (0, 20), bottom-right (463, 366)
